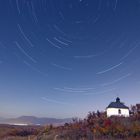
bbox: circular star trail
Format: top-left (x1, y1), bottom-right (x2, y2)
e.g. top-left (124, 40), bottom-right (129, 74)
top-left (0, 0), bottom-right (140, 118)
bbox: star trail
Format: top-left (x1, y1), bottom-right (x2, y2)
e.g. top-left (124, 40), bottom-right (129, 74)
top-left (0, 0), bottom-right (140, 118)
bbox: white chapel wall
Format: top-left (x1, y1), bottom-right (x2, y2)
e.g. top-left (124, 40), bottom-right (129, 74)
top-left (107, 108), bottom-right (129, 117)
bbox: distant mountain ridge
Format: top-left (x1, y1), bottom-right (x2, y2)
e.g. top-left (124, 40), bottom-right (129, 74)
top-left (0, 116), bottom-right (72, 126)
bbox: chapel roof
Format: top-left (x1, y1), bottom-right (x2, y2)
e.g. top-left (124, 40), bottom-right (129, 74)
top-left (107, 97), bottom-right (129, 109)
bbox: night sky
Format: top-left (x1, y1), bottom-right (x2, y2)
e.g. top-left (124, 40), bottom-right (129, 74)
top-left (0, 0), bottom-right (140, 118)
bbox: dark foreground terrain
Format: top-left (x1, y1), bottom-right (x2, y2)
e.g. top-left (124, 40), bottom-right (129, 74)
top-left (0, 123), bottom-right (140, 140)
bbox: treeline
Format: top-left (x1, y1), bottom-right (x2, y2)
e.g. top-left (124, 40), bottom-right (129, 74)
top-left (49, 104), bottom-right (140, 139)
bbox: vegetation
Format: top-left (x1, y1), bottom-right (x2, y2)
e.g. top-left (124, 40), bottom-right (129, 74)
top-left (0, 124), bottom-right (43, 140)
top-left (0, 104), bottom-right (140, 140)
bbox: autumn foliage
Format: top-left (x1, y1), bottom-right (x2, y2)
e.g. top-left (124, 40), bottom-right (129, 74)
top-left (54, 106), bottom-right (140, 139)
top-left (0, 105), bottom-right (140, 140)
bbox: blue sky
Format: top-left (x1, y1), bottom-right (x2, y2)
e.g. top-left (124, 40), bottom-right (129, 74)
top-left (0, 0), bottom-right (140, 118)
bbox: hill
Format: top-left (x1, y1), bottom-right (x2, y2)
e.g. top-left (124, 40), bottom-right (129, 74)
top-left (0, 116), bottom-right (72, 126)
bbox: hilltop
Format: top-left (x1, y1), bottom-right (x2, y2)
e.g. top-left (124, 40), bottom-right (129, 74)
top-left (0, 116), bottom-right (72, 126)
